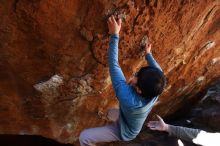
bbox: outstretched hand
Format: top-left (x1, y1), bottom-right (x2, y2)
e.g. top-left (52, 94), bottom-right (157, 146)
top-left (147, 115), bottom-right (169, 132)
top-left (107, 15), bottom-right (122, 35)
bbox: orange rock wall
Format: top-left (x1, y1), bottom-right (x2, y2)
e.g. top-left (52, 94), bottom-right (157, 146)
top-left (0, 0), bottom-right (219, 144)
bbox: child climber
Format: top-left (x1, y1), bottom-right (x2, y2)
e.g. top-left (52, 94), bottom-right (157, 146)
top-left (79, 15), bottom-right (166, 146)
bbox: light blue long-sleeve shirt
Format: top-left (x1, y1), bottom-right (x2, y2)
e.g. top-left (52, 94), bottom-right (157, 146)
top-left (108, 34), bottom-right (163, 141)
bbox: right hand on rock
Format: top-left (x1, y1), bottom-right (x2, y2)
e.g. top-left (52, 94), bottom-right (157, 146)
top-left (145, 43), bottom-right (152, 54)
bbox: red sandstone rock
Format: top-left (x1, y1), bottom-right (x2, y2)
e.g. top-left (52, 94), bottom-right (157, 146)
top-left (0, 0), bottom-right (219, 145)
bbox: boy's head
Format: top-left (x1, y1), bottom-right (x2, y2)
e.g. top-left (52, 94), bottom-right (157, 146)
top-left (129, 66), bottom-right (166, 99)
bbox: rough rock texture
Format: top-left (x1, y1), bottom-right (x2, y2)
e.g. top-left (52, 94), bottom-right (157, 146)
top-left (0, 0), bottom-right (219, 145)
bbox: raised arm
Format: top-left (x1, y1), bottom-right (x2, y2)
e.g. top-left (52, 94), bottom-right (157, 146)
top-left (107, 16), bottom-right (130, 98)
top-left (145, 53), bottom-right (163, 72)
top-left (108, 33), bottom-right (127, 91)
top-left (144, 43), bottom-right (163, 72)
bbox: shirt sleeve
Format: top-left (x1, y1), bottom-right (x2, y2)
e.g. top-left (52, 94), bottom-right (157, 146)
top-left (108, 34), bottom-right (132, 105)
top-left (145, 53), bottom-right (163, 72)
top-left (168, 125), bottom-right (201, 142)
top-left (168, 125), bottom-right (220, 146)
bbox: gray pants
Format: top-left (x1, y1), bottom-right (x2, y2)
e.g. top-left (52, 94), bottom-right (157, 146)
top-left (79, 109), bottom-right (121, 146)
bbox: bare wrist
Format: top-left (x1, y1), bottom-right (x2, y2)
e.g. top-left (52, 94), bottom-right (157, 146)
top-left (164, 124), bottom-right (169, 132)
top-left (145, 52), bottom-right (151, 55)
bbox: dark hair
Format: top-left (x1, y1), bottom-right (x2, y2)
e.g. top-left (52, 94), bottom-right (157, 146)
top-left (137, 66), bottom-right (166, 99)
